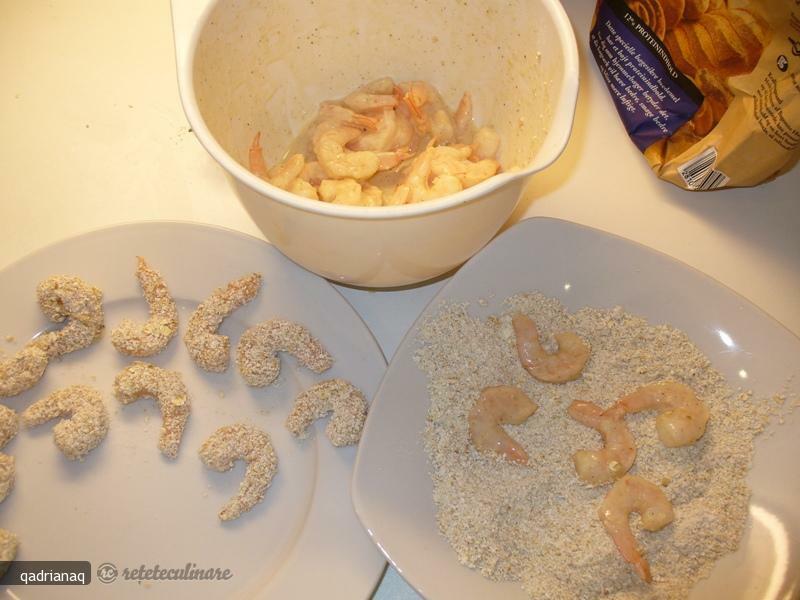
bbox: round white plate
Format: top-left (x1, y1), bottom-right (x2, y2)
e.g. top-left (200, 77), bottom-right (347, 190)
top-left (352, 217), bottom-right (800, 600)
top-left (0, 222), bottom-right (386, 598)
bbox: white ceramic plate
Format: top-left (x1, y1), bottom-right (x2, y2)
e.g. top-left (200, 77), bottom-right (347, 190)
top-left (0, 222), bottom-right (386, 598)
top-left (352, 217), bottom-right (800, 600)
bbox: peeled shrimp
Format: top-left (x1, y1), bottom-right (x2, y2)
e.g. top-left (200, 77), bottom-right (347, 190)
top-left (614, 381), bottom-right (709, 447)
top-left (468, 385), bottom-right (538, 465)
top-left (568, 400), bottom-right (636, 485)
top-left (454, 92), bottom-right (473, 142)
top-left (315, 126), bottom-right (408, 180)
top-left (184, 273), bottom-right (262, 373)
top-left (512, 313), bottom-right (589, 383)
top-left (286, 379), bottom-right (368, 447)
top-left (199, 423), bottom-right (278, 521)
top-left (248, 133), bottom-right (306, 190)
top-left (429, 145), bottom-right (500, 188)
top-left (599, 475), bottom-right (675, 583)
top-left (1, 276), bottom-right (104, 398)
top-left (349, 108), bottom-right (400, 152)
top-left (318, 178), bottom-right (383, 206)
top-left (236, 319), bottom-right (333, 387)
top-left (113, 362), bottom-right (190, 459)
top-left (21, 385), bottom-right (109, 461)
top-left (471, 126), bottom-right (501, 160)
top-left (111, 257), bottom-right (178, 357)
top-left (399, 81), bottom-right (432, 133)
top-left (343, 89), bottom-right (398, 113)
top-left (430, 109), bottom-right (455, 144)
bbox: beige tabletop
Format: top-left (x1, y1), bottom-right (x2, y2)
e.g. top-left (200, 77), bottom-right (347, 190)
top-left (1, 1), bottom-right (798, 598)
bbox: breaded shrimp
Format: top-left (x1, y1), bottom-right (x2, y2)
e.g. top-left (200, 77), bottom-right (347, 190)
top-left (1, 276), bottom-right (104, 398)
top-left (468, 386), bottom-right (538, 465)
top-left (599, 475), bottom-right (675, 583)
top-left (0, 455), bottom-right (14, 504)
top-left (113, 362), bottom-right (190, 459)
top-left (111, 257), bottom-right (178, 357)
top-left (184, 273), bottom-right (262, 373)
top-left (512, 313), bottom-right (589, 383)
top-left (0, 528), bottom-right (18, 562)
top-left (614, 381), bottom-right (710, 447)
top-left (568, 400), bottom-right (636, 485)
top-left (199, 423), bottom-right (278, 521)
top-left (286, 379), bottom-right (368, 447)
top-left (236, 319), bottom-right (333, 387)
top-left (21, 385), bottom-right (109, 461)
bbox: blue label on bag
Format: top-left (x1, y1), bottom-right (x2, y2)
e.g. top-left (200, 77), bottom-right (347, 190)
top-left (590, 0), bottom-right (703, 151)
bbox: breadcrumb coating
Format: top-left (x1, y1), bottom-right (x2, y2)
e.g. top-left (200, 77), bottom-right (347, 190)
top-left (184, 273), bottom-right (262, 372)
top-left (286, 379), bottom-right (367, 447)
top-left (0, 405), bottom-right (19, 449)
top-left (0, 528), bottom-right (18, 562)
top-left (0, 455), bottom-right (14, 504)
top-left (199, 423), bottom-right (278, 521)
top-left (111, 257), bottom-right (178, 357)
top-left (236, 319), bottom-right (333, 387)
top-left (113, 362), bottom-right (190, 459)
top-left (21, 385), bottom-right (109, 461)
top-left (0, 276), bottom-right (104, 398)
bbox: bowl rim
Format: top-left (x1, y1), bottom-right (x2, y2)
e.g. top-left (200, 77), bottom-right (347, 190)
top-left (172, 0), bottom-right (580, 221)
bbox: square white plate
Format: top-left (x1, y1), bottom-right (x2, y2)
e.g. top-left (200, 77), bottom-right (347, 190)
top-left (352, 217), bottom-right (800, 600)
top-left (0, 222), bottom-right (386, 598)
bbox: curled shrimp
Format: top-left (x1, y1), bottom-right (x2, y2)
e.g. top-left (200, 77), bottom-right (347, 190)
top-left (454, 92), bottom-right (473, 142)
top-left (21, 385), bottom-right (110, 461)
top-left (512, 313), bottom-right (589, 383)
top-left (468, 385), bottom-right (538, 465)
top-left (349, 108), bottom-right (400, 152)
top-left (1, 276), bottom-right (104, 398)
top-left (398, 82), bottom-right (431, 133)
top-left (111, 257), bottom-right (178, 357)
top-left (430, 109), bottom-right (455, 144)
top-left (471, 126), bottom-right (501, 160)
top-left (286, 379), bottom-right (368, 447)
top-left (113, 362), bottom-right (190, 459)
top-left (199, 423), bottom-right (278, 521)
top-left (318, 179), bottom-right (383, 206)
top-left (614, 381), bottom-right (710, 447)
top-left (568, 400), bottom-right (635, 485)
top-left (0, 529), bottom-right (18, 563)
top-left (315, 126), bottom-right (408, 180)
top-left (342, 89), bottom-right (398, 113)
top-left (248, 132), bottom-right (306, 190)
top-left (599, 475), bottom-right (674, 583)
top-left (184, 273), bottom-right (262, 373)
top-left (0, 406), bottom-right (17, 504)
top-left (429, 145), bottom-right (500, 188)
top-left (236, 319), bottom-right (333, 387)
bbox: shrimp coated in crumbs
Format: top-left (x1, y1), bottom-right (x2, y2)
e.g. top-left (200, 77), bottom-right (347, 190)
top-left (236, 319), bottom-right (333, 387)
top-left (21, 385), bottom-right (109, 461)
top-left (0, 529), bottom-right (18, 563)
top-left (286, 379), bottom-right (368, 447)
top-left (1, 276), bottom-right (104, 397)
top-left (113, 362), bottom-right (190, 459)
top-left (199, 423), bottom-right (278, 521)
top-left (184, 273), bottom-right (262, 372)
top-left (111, 257), bottom-right (178, 357)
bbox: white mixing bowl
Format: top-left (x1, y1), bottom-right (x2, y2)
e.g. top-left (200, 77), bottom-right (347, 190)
top-left (172, 0), bottom-right (578, 287)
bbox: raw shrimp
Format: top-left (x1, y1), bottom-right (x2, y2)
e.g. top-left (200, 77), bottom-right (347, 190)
top-left (454, 92), bottom-right (473, 142)
top-left (599, 475), bottom-right (675, 583)
top-left (468, 385), bottom-right (538, 465)
top-left (315, 126), bottom-right (408, 180)
top-left (614, 381), bottom-right (710, 447)
top-left (285, 379), bottom-right (368, 446)
top-left (399, 81), bottom-right (432, 133)
top-left (236, 319), bottom-right (333, 387)
top-left (343, 89), bottom-right (398, 113)
top-left (318, 179), bottom-right (383, 206)
top-left (248, 133), bottom-right (306, 189)
top-left (299, 161), bottom-right (327, 186)
top-left (199, 423), bottom-right (278, 521)
top-left (429, 145), bottom-right (500, 188)
top-left (349, 108), bottom-right (400, 152)
top-left (111, 257), bottom-right (178, 357)
top-left (184, 273), bottom-right (262, 373)
top-left (1, 276), bottom-right (104, 398)
top-left (21, 385), bottom-right (109, 461)
top-left (288, 178), bottom-right (319, 200)
top-left (317, 103), bottom-right (378, 131)
top-left (113, 362), bottom-right (190, 459)
top-left (471, 126), bottom-right (501, 160)
top-left (512, 313), bottom-right (589, 383)
top-left (431, 109), bottom-right (455, 144)
top-left (568, 400), bottom-right (636, 485)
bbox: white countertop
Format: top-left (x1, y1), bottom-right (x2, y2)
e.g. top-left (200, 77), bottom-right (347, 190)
top-left (1, 1), bottom-right (798, 598)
